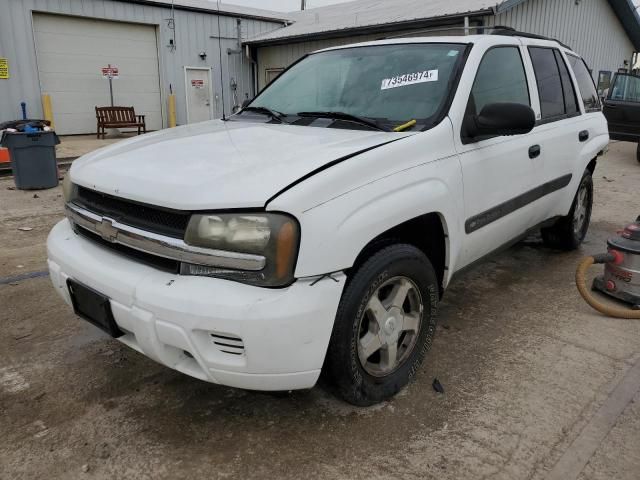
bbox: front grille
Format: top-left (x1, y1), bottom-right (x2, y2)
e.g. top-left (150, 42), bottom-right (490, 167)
top-left (74, 186), bottom-right (190, 239)
top-left (76, 226), bottom-right (180, 273)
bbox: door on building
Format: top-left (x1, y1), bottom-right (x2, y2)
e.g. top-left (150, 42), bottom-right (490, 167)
top-left (32, 13), bottom-right (162, 135)
top-left (185, 68), bottom-right (214, 124)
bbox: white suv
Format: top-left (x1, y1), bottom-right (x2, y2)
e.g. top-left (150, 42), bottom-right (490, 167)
top-left (48, 33), bottom-right (608, 405)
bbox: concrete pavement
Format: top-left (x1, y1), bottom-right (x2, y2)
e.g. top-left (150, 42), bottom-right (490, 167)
top-left (1, 141), bottom-right (639, 479)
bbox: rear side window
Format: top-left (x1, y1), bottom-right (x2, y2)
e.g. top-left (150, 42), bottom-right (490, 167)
top-left (567, 54), bottom-right (601, 111)
top-left (529, 47), bottom-right (577, 120)
top-left (608, 74), bottom-right (640, 103)
top-left (469, 46), bottom-right (530, 114)
top-left (554, 50), bottom-right (579, 115)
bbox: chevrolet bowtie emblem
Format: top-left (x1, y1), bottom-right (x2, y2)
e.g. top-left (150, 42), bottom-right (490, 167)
top-left (96, 218), bottom-right (118, 242)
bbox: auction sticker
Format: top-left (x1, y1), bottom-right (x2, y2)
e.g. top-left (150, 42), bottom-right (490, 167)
top-left (381, 70), bottom-right (438, 90)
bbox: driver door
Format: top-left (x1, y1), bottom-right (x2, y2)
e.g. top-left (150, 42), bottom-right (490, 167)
top-left (454, 45), bottom-right (539, 267)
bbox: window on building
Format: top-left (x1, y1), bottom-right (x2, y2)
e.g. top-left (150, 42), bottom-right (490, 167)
top-left (265, 68), bottom-right (284, 86)
top-left (566, 54), bottom-right (601, 111)
top-left (608, 73), bottom-right (640, 103)
top-left (529, 47), bottom-right (566, 119)
top-left (469, 46), bottom-right (530, 115)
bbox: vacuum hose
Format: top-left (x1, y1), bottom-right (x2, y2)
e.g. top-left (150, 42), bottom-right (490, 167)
top-left (576, 253), bottom-right (640, 319)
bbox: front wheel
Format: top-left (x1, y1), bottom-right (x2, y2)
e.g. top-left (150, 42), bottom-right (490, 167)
top-left (324, 244), bottom-right (439, 406)
top-left (541, 170), bottom-right (593, 250)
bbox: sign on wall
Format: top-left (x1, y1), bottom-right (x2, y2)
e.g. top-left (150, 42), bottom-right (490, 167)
top-left (191, 79), bottom-right (205, 88)
top-left (0, 58), bottom-right (9, 79)
top-left (101, 65), bottom-right (119, 79)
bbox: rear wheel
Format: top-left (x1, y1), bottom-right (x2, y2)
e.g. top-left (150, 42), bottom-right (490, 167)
top-left (541, 170), bottom-right (593, 250)
top-left (324, 244), bottom-right (439, 406)
top-left (636, 142), bottom-right (640, 163)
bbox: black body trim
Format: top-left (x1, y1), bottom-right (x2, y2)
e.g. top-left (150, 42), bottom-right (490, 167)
top-left (448, 215), bottom-right (562, 287)
top-left (465, 174), bottom-right (572, 234)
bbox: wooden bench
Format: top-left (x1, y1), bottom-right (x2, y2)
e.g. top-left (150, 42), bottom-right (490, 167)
top-left (95, 106), bottom-right (146, 139)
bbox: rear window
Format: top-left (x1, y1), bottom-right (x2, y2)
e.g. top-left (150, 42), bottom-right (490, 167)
top-left (566, 54), bottom-right (601, 111)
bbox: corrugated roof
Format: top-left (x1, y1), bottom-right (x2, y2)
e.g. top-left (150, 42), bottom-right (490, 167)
top-left (246, 0), bottom-right (499, 44)
top-left (125, 0), bottom-right (292, 22)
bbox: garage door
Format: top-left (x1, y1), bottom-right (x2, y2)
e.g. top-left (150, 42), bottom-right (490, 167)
top-left (33, 14), bottom-right (162, 135)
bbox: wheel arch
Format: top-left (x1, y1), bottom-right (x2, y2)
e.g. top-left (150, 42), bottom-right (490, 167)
top-left (346, 212), bottom-right (449, 297)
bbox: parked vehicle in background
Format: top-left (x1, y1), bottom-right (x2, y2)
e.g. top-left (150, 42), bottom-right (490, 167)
top-left (48, 32), bottom-right (608, 406)
top-left (603, 73), bottom-right (640, 162)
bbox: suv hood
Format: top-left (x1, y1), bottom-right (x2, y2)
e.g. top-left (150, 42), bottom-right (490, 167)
top-left (71, 120), bottom-right (407, 210)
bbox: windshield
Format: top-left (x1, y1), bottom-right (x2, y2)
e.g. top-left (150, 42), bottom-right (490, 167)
top-left (248, 43), bottom-right (467, 130)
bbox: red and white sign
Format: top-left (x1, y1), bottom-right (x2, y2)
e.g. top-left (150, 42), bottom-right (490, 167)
top-left (191, 79), bottom-right (205, 88)
top-left (101, 65), bottom-right (119, 79)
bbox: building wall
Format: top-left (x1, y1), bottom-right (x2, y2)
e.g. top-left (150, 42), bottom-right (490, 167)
top-left (0, 0), bottom-right (283, 127)
top-left (255, 0), bottom-right (635, 92)
top-left (485, 0), bottom-right (635, 79)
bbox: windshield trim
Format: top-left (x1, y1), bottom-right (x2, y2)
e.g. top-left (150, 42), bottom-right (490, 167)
top-left (243, 41), bottom-right (474, 132)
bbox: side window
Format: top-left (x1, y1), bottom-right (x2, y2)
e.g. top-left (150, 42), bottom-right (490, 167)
top-left (608, 74), bottom-right (640, 103)
top-left (529, 47), bottom-right (566, 119)
top-left (597, 71), bottom-right (612, 97)
top-left (566, 54), bottom-right (601, 111)
top-left (554, 50), bottom-right (579, 115)
top-left (469, 46), bottom-right (530, 115)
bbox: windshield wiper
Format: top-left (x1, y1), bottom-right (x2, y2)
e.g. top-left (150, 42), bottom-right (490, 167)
top-left (242, 106), bottom-right (288, 123)
top-left (297, 111), bottom-right (389, 131)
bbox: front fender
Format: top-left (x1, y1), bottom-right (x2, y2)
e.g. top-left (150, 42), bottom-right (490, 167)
top-left (292, 157), bottom-right (463, 280)
top-left (267, 121), bottom-right (465, 282)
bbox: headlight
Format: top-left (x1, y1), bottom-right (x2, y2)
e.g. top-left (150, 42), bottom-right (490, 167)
top-left (183, 213), bottom-right (300, 287)
top-left (62, 174), bottom-right (75, 202)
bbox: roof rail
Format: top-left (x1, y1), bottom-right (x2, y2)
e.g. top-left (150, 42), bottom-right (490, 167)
top-left (384, 25), bottom-right (493, 39)
top-left (491, 26), bottom-right (572, 50)
top-left (384, 25), bottom-right (571, 50)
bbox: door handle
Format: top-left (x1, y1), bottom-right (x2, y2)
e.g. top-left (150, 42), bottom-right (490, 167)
top-left (579, 130), bottom-right (589, 142)
top-left (529, 145), bottom-right (541, 159)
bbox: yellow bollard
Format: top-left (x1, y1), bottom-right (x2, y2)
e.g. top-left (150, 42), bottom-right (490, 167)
top-left (42, 94), bottom-right (55, 130)
top-left (168, 94), bottom-right (177, 128)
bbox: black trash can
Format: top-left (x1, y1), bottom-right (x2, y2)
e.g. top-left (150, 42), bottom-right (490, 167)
top-left (0, 131), bottom-right (60, 190)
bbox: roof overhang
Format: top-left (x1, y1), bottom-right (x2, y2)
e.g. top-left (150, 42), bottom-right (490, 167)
top-left (607, 0), bottom-right (640, 50)
top-left (246, 0), bottom-right (640, 50)
top-left (245, 9), bottom-right (494, 46)
top-left (116, 0), bottom-right (291, 23)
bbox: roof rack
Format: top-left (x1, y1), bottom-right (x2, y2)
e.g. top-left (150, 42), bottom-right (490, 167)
top-left (384, 25), bottom-right (572, 50)
top-left (491, 26), bottom-right (572, 50)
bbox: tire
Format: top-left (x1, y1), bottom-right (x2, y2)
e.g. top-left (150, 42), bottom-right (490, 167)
top-left (541, 170), bottom-right (593, 250)
top-left (324, 244), bottom-right (439, 406)
top-left (637, 142), bottom-right (640, 163)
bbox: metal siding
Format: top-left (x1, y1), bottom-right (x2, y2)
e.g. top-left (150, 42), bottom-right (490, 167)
top-left (256, 0), bottom-right (635, 91)
top-left (0, 0), bottom-right (282, 127)
top-left (488, 0), bottom-right (635, 78)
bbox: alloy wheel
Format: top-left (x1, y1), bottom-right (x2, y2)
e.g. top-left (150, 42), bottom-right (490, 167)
top-left (357, 276), bottom-right (423, 377)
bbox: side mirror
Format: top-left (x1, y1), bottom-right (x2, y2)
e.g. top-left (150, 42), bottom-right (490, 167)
top-left (465, 102), bottom-right (535, 139)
